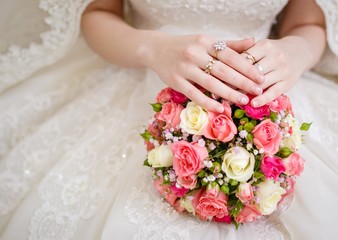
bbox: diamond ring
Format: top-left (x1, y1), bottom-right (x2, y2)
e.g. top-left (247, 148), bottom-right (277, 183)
top-left (213, 40), bottom-right (227, 59)
top-left (204, 58), bottom-right (215, 75)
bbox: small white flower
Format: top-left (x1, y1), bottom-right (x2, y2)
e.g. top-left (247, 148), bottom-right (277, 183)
top-left (165, 132), bottom-right (173, 140)
top-left (203, 177), bottom-right (208, 183)
top-left (246, 143), bottom-right (253, 150)
top-left (198, 138), bottom-right (206, 147)
top-left (217, 179), bottom-right (224, 185)
top-left (217, 173), bottom-right (223, 178)
top-left (239, 130), bottom-right (248, 138)
top-left (208, 142), bottom-right (216, 150)
top-left (253, 149), bottom-right (259, 155)
top-left (207, 175), bottom-right (216, 182)
top-left (259, 148), bottom-right (265, 154)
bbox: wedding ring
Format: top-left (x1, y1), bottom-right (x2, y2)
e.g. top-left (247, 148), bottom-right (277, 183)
top-left (243, 51), bottom-right (256, 64)
top-left (213, 40), bottom-right (227, 59)
top-left (204, 58), bottom-right (215, 75)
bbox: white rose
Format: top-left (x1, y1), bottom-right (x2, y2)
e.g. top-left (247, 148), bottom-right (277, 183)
top-left (256, 179), bottom-right (286, 215)
top-left (179, 196), bottom-right (195, 214)
top-left (221, 147), bottom-right (255, 182)
top-left (282, 115), bottom-right (302, 151)
top-left (148, 145), bottom-right (173, 167)
top-left (180, 102), bottom-right (208, 135)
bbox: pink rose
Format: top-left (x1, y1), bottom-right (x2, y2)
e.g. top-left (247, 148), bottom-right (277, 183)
top-left (260, 155), bottom-right (286, 180)
top-left (269, 94), bottom-right (290, 112)
top-left (235, 205), bottom-right (261, 223)
top-left (236, 183), bottom-right (254, 204)
top-left (154, 178), bottom-right (178, 205)
top-left (156, 88), bottom-right (172, 103)
top-left (214, 215), bottom-right (232, 224)
top-left (177, 174), bottom-right (198, 189)
top-left (170, 89), bottom-right (188, 104)
top-left (239, 95), bottom-right (270, 120)
top-left (204, 102), bottom-right (237, 142)
top-left (157, 102), bottom-right (184, 130)
top-left (156, 87), bottom-right (188, 104)
top-left (192, 189), bottom-right (228, 220)
top-left (171, 184), bottom-right (189, 197)
top-left (252, 119), bottom-right (283, 155)
top-left (171, 141), bottom-right (208, 177)
top-left (283, 152), bottom-right (304, 176)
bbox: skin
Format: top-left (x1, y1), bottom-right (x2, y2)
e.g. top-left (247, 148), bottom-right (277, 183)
top-left (81, 0), bottom-right (326, 112)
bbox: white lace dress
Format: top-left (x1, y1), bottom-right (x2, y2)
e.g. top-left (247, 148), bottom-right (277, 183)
top-left (0, 0), bottom-right (337, 239)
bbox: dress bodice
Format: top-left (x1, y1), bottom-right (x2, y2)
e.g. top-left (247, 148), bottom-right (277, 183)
top-left (127, 0), bottom-right (288, 40)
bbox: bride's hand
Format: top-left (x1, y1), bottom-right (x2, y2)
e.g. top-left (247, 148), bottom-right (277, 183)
top-left (242, 37), bottom-right (312, 107)
top-left (147, 34), bottom-right (265, 113)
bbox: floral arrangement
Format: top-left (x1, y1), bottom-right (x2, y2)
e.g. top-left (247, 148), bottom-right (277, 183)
top-left (141, 87), bottom-right (310, 227)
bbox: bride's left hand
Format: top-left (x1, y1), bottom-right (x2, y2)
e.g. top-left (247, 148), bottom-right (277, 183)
top-left (242, 37), bottom-right (310, 107)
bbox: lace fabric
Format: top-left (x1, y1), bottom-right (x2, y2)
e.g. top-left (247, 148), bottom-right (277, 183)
top-left (0, 0), bottom-right (93, 94)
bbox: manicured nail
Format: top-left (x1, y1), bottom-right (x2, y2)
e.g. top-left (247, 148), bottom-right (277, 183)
top-left (252, 86), bottom-right (263, 95)
top-left (259, 75), bottom-right (265, 83)
top-left (239, 96), bottom-right (249, 105)
top-left (216, 105), bottom-right (224, 113)
top-left (251, 99), bottom-right (259, 108)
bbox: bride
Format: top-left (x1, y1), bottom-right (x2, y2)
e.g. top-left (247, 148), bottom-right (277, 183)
top-left (0, 0), bottom-right (337, 239)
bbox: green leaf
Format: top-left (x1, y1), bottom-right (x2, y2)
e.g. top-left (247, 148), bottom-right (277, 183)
top-left (270, 111), bottom-right (278, 122)
top-left (197, 170), bottom-right (206, 178)
top-left (140, 131), bottom-right (152, 141)
top-left (229, 179), bottom-right (238, 186)
top-left (278, 147), bottom-right (293, 158)
top-left (212, 149), bottom-right (227, 159)
top-left (151, 103), bottom-right (162, 112)
top-left (244, 122), bottom-right (254, 132)
top-left (300, 122), bottom-right (312, 131)
top-left (143, 159), bottom-right (151, 167)
top-left (221, 185), bottom-right (230, 195)
top-left (253, 171), bottom-right (265, 180)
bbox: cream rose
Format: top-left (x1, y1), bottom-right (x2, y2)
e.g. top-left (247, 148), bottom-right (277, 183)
top-left (282, 115), bottom-right (302, 151)
top-left (255, 179), bottom-right (286, 215)
top-left (180, 102), bottom-right (208, 135)
top-left (148, 145), bottom-right (173, 167)
top-left (221, 147), bottom-right (255, 182)
top-left (179, 196), bottom-right (195, 214)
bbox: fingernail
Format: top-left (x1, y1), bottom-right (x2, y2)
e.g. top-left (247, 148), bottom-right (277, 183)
top-left (259, 75), bottom-right (265, 83)
top-left (251, 99), bottom-right (259, 108)
top-left (252, 86), bottom-right (263, 95)
top-left (239, 96), bottom-right (249, 105)
top-left (216, 105), bottom-right (224, 113)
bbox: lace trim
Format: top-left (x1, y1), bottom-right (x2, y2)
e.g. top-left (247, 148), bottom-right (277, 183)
top-left (0, 0), bottom-right (93, 93)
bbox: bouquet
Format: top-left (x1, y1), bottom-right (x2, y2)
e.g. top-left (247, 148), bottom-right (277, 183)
top-left (141, 87), bottom-right (310, 227)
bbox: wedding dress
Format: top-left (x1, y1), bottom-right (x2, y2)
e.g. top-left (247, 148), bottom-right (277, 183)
top-left (0, 0), bottom-right (337, 239)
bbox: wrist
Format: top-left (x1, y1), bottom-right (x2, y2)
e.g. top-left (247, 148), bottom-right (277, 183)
top-left (135, 30), bottom-right (169, 69)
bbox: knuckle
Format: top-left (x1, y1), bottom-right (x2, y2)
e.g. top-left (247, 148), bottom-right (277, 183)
top-left (195, 34), bottom-right (211, 47)
top-left (182, 46), bottom-right (196, 61)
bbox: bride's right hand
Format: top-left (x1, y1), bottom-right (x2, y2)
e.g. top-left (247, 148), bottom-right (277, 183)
top-left (146, 34), bottom-right (265, 113)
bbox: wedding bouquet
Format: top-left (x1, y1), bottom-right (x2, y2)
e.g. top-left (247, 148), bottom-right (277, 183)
top-left (141, 87), bottom-right (310, 226)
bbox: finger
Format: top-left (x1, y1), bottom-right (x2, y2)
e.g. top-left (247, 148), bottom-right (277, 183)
top-left (209, 60), bottom-right (263, 96)
top-left (259, 70), bottom-right (282, 90)
top-left (175, 77), bottom-right (225, 113)
top-left (250, 81), bottom-right (287, 107)
top-left (253, 57), bottom-right (274, 75)
top-left (186, 67), bottom-right (250, 105)
top-left (212, 47), bottom-right (265, 84)
top-left (227, 38), bottom-right (255, 53)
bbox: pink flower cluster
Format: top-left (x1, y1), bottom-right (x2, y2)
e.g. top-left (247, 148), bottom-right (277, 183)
top-left (142, 87), bottom-right (309, 226)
